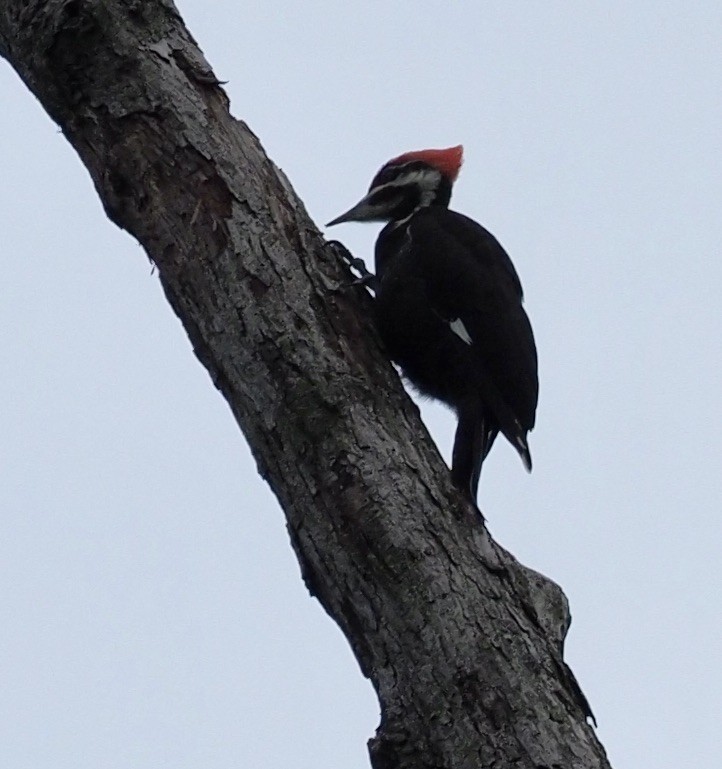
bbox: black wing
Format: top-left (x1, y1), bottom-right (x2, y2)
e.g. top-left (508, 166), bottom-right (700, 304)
top-left (408, 208), bottom-right (539, 434)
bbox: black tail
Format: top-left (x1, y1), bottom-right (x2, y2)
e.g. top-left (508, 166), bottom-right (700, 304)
top-left (452, 397), bottom-right (530, 506)
top-left (452, 400), bottom-right (498, 505)
top-left (467, 367), bottom-right (533, 475)
top-left (516, 434), bottom-right (533, 473)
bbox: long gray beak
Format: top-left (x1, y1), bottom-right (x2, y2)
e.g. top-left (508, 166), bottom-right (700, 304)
top-left (326, 194), bottom-right (377, 227)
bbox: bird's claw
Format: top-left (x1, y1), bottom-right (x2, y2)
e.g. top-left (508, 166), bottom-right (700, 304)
top-left (346, 273), bottom-right (379, 291)
top-left (328, 240), bottom-right (378, 293)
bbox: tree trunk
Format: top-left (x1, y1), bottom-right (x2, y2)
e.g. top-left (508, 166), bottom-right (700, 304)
top-left (0, 2), bottom-right (612, 767)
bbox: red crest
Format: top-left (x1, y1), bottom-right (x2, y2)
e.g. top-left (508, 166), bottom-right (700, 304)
top-left (388, 145), bottom-right (464, 182)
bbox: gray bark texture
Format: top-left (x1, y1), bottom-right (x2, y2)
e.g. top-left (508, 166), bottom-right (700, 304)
top-left (0, 2), bottom-right (613, 767)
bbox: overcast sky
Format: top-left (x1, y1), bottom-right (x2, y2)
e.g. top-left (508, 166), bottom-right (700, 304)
top-left (1, 3), bottom-right (720, 768)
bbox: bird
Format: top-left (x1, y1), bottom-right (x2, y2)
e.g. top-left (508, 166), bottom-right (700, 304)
top-left (327, 145), bottom-right (538, 507)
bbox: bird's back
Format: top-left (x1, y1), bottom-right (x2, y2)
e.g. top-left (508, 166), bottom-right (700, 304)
top-left (375, 207), bottom-right (538, 432)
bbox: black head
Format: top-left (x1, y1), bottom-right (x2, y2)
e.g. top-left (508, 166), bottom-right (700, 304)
top-left (327, 145), bottom-right (463, 227)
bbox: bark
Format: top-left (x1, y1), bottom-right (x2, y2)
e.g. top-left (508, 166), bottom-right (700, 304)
top-left (0, 2), bottom-right (612, 767)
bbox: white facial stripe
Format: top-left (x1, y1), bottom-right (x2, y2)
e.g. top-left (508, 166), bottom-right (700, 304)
top-left (390, 211), bottom-right (415, 228)
top-left (449, 318), bottom-right (473, 345)
top-left (369, 167), bottom-right (442, 199)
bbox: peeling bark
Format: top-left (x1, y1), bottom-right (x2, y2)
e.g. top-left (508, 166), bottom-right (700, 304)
top-left (0, 2), bottom-right (612, 767)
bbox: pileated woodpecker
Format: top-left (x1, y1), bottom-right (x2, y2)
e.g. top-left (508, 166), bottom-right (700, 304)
top-left (327, 145), bottom-right (538, 506)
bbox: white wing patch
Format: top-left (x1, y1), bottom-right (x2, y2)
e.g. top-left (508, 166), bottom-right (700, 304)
top-left (449, 318), bottom-right (473, 345)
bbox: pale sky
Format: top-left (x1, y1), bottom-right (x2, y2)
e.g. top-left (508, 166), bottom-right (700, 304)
top-left (1, 3), bottom-right (721, 768)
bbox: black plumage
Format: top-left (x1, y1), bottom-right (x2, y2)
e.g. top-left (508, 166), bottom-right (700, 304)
top-left (328, 146), bottom-right (538, 506)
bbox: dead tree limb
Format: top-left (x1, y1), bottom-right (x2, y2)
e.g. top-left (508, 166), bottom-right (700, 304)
top-left (0, 2), bottom-right (612, 767)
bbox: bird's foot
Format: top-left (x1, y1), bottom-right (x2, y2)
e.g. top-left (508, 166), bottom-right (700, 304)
top-left (328, 240), bottom-right (378, 292)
